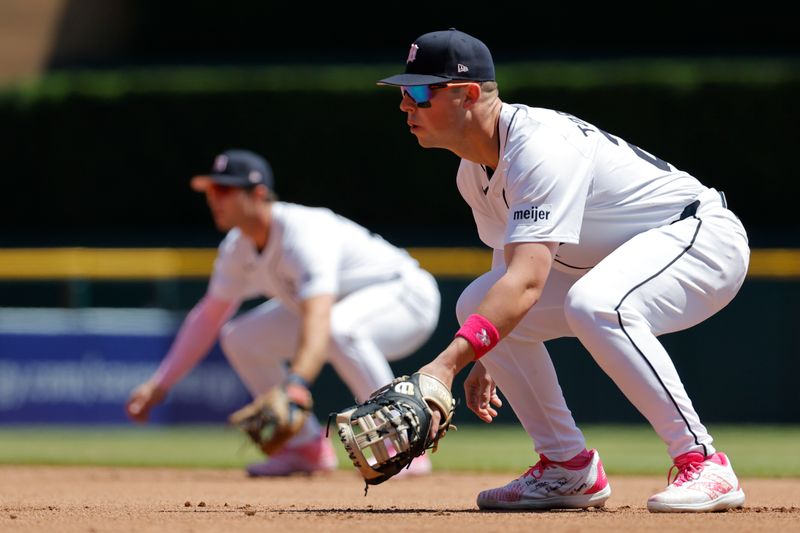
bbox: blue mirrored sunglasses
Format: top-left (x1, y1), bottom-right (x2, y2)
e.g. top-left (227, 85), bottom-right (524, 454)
top-left (400, 83), bottom-right (475, 108)
top-left (400, 85), bottom-right (437, 108)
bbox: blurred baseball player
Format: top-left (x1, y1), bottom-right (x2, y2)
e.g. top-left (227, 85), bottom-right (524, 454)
top-left (126, 149), bottom-right (440, 478)
top-left (378, 29), bottom-right (749, 512)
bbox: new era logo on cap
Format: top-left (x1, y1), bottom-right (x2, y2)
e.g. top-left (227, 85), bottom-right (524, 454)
top-left (378, 28), bottom-right (495, 87)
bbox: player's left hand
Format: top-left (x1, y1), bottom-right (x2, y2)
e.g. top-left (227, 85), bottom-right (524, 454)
top-left (284, 380), bottom-right (312, 408)
top-left (334, 372), bottom-right (456, 487)
top-left (464, 361), bottom-right (502, 423)
top-left (418, 362), bottom-right (456, 440)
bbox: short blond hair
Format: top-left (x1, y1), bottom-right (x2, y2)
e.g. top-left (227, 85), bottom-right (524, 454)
top-left (480, 81), bottom-right (499, 98)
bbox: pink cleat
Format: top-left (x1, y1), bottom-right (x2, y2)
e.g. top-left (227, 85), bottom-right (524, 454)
top-left (393, 454), bottom-right (433, 479)
top-left (246, 432), bottom-right (338, 477)
top-left (477, 448), bottom-right (611, 510)
top-left (647, 451), bottom-right (745, 512)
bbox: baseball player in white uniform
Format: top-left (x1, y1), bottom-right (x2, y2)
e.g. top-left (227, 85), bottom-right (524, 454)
top-left (126, 149), bottom-right (440, 477)
top-left (378, 29), bottom-right (749, 512)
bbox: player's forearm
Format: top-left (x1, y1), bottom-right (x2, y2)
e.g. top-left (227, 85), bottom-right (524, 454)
top-left (422, 243), bottom-right (554, 389)
top-left (476, 241), bottom-right (556, 335)
top-left (476, 270), bottom-right (545, 337)
top-left (421, 336), bottom-right (475, 389)
top-left (290, 335), bottom-right (329, 385)
top-left (152, 295), bottom-right (238, 389)
top-left (290, 294), bottom-right (335, 385)
top-left (421, 274), bottom-right (543, 389)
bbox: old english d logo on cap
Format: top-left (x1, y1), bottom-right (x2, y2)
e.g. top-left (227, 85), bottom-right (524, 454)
top-left (196, 149), bottom-right (275, 190)
top-left (213, 154), bottom-right (229, 173)
top-left (407, 43), bottom-right (419, 63)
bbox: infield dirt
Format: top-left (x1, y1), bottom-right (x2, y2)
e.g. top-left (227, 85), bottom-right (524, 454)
top-left (1, 466), bottom-right (798, 532)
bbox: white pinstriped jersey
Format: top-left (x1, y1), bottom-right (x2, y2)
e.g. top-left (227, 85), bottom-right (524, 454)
top-left (457, 103), bottom-right (707, 272)
top-left (208, 202), bottom-right (418, 311)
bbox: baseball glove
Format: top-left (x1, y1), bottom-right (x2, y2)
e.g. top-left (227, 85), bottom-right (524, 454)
top-left (334, 372), bottom-right (456, 488)
top-left (228, 385), bottom-right (312, 455)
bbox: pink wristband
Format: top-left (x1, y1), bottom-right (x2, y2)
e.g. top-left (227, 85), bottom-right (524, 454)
top-left (455, 314), bottom-right (500, 359)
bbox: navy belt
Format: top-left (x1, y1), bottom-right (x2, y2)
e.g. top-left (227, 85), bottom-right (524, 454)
top-left (678, 190), bottom-right (727, 221)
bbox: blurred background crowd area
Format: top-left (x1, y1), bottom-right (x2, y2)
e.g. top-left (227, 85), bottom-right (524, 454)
top-left (0, 2), bottom-right (797, 425)
top-left (1, 1), bottom-right (798, 248)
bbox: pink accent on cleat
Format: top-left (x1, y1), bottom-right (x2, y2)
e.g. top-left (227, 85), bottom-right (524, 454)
top-left (584, 459), bottom-right (609, 495)
top-left (546, 448), bottom-right (593, 470)
top-left (246, 432), bottom-right (338, 477)
top-left (647, 451), bottom-right (745, 512)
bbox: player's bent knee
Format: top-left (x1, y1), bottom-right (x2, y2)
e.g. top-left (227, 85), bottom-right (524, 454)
top-left (218, 320), bottom-right (245, 362)
top-left (563, 281), bottom-right (618, 333)
top-left (329, 313), bottom-right (357, 345)
top-left (328, 315), bottom-right (365, 356)
top-left (456, 278), bottom-right (489, 325)
top-left (455, 293), bottom-right (473, 325)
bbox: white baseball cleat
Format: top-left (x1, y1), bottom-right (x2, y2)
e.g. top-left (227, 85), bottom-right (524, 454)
top-left (246, 432), bottom-right (338, 477)
top-left (647, 451), bottom-right (745, 512)
top-left (476, 448), bottom-right (611, 510)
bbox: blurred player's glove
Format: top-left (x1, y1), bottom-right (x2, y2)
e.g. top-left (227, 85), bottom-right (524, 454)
top-left (228, 384), bottom-right (312, 455)
top-left (334, 372), bottom-right (456, 488)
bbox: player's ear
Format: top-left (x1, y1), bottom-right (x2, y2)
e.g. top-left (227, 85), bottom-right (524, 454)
top-left (252, 184), bottom-right (270, 201)
top-left (462, 83), bottom-right (482, 109)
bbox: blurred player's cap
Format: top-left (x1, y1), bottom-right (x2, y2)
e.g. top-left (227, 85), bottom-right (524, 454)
top-left (191, 149), bottom-right (274, 192)
top-left (378, 28), bottom-right (495, 86)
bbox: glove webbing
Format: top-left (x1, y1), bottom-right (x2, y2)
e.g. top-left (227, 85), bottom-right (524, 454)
top-left (356, 403), bottom-right (421, 457)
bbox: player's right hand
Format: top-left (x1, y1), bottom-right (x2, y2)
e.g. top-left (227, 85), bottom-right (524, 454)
top-left (125, 380), bottom-right (168, 423)
top-left (464, 361), bottom-right (502, 423)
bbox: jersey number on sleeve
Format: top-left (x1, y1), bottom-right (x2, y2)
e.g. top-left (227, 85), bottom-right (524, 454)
top-left (556, 111), bottom-right (671, 172)
top-left (599, 129), bottom-right (671, 172)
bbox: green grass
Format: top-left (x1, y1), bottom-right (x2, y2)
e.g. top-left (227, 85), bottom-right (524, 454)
top-left (435, 424), bottom-right (800, 477)
top-left (0, 424), bottom-right (797, 477)
top-left (0, 425), bottom-right (264, 469)
top-left (3, 59), bottom-right (800, 103)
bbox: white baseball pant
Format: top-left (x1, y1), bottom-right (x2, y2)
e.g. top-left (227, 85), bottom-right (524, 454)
top-left (457, 189), bottom-right (749, 461)
top-left (219, 266), bottom-right (440, 403)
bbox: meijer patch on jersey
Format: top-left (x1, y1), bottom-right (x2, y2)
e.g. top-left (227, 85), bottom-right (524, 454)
top-left (511, 204), bottom-right (553, 225)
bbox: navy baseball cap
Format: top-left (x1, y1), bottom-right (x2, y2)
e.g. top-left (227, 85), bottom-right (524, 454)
top-left (191, 149), bottom-right (274, 192)
top-left (378, 28), bottom-right (495, 87)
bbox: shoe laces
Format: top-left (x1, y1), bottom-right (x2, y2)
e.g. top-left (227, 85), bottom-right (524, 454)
top-left (668, 456), bottom-right (705, 486)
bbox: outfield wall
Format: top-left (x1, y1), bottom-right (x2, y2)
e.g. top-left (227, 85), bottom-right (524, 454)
top-left (1, 256), bottom-right (797, 425)
top-left (0, 310), bottom-right (247, 424)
